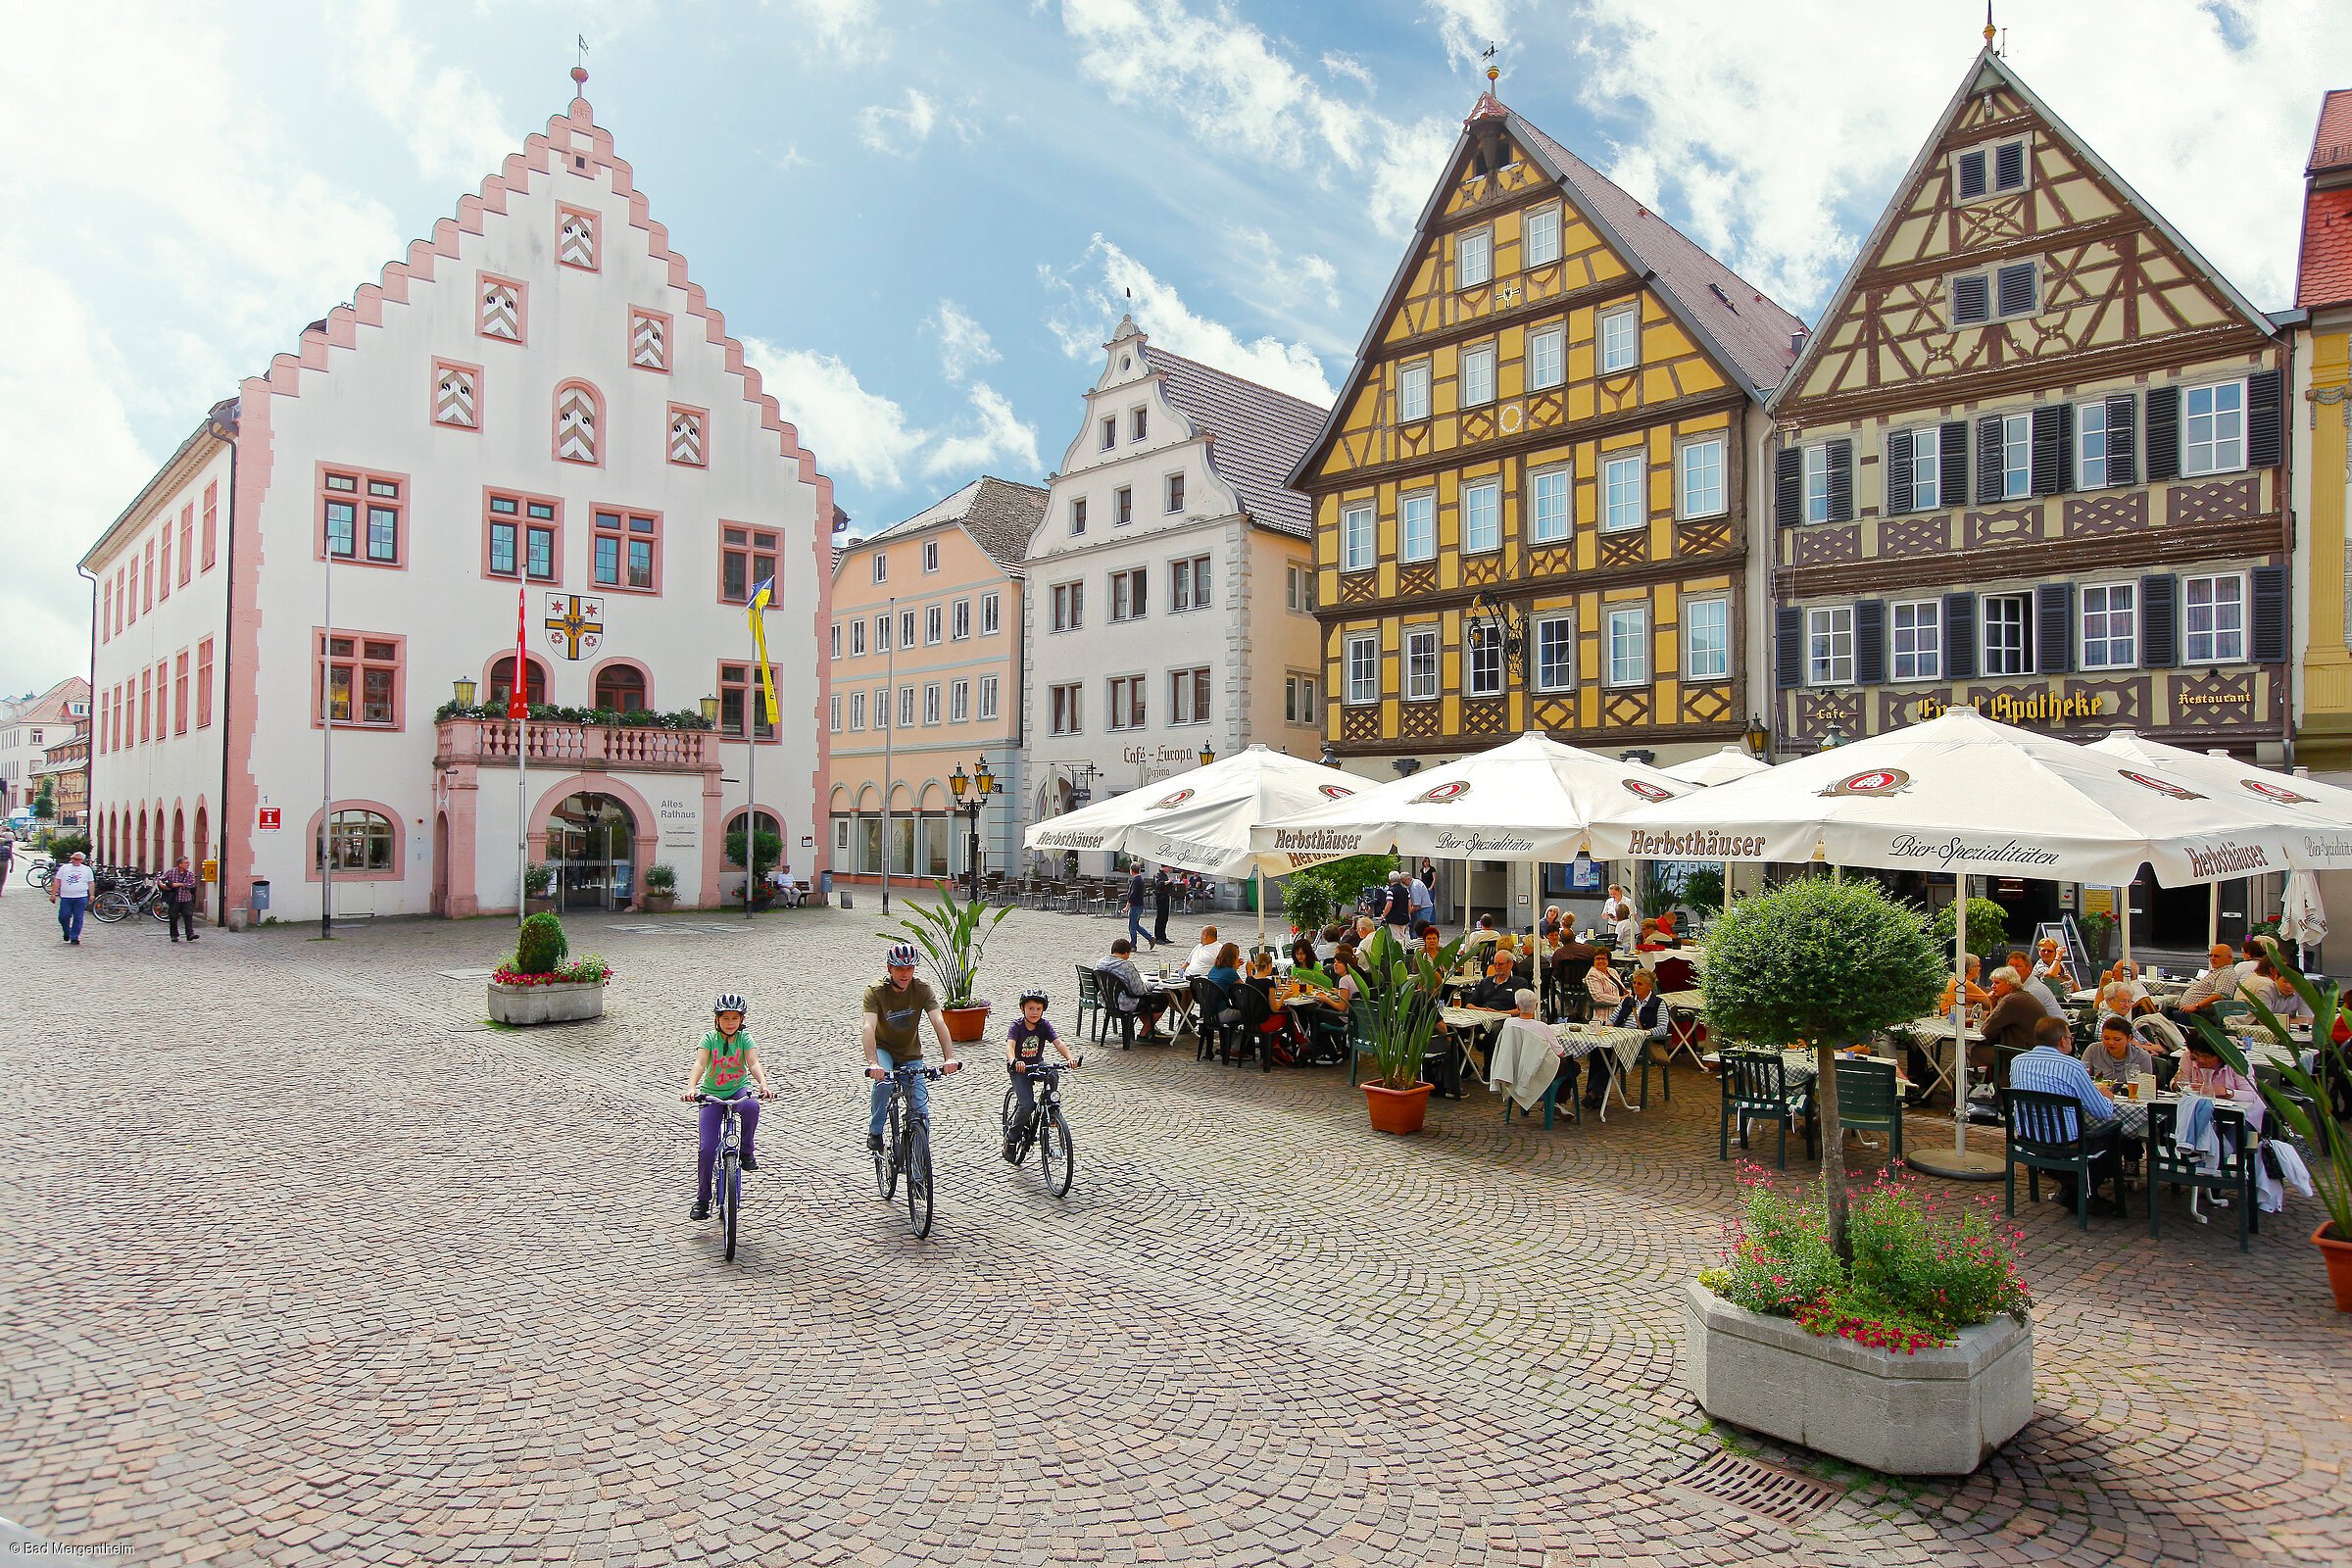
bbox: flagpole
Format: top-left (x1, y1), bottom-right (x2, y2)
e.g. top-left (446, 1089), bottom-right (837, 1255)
top-left (745, 691), bottom-right (756, 921)
top-left (515, 586), bottom-right (529, 926)
top-left (882, 594), bottom-right (896, 915)
top-left (320, 539), bottom-right (334, 940)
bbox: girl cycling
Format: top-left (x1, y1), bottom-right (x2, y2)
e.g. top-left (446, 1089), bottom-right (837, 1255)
top-left (681, 992), bottom-right (776, 1220)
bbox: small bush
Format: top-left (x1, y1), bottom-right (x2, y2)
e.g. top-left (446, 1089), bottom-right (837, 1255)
top-left (45, 832), bottom-right (91, 861)
top-left (644, 862), bottom-right (678, 895)
top-left (514, 911), bottom-right (569, 975)
top-left (1929, 897), bottom-right (2010, 963)
top-left (1279, 869), bottom-right (1341, 933)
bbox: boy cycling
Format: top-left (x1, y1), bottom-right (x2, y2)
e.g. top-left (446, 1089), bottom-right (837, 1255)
top-left (863, 942), bottom-right (961, 1152)
top-left (1003, 987), bottom-right (1081, 1161)
top-left (680, 992), bottom-right (776, 1220)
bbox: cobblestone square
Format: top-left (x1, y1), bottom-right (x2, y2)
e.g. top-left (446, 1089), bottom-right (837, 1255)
top-left (3, 897), bottom-right (2347, 1567)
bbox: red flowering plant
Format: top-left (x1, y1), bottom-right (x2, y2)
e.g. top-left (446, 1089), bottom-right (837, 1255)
top-left (490, 956), bottom-right (612, 987)
top-left (491, 911), bottom-right (613, 988)
top-left (1701, 1165), bottom-right (2032, 1353)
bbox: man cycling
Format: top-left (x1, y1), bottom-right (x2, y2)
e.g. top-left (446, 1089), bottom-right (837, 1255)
top-left (863, 941), bottom-right (962, 1152)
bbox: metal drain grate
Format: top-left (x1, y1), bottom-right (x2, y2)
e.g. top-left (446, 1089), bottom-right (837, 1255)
top-left (1671, 1452), bottom-right (1843, 1527)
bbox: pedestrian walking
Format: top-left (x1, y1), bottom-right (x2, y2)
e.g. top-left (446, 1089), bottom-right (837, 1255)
top-left (51, 851), bottom-right (92, 945)
top-left (0, 830), bottom-right (13, 895)
top-left (162, 856), bottom-right (202, 943)
top-left (1408, 865), bottom-right (1435, 928)
top-left (1152, 865), bottom-right (1174, 946)
top-left (1126, 864), bottom-right (1154, 950)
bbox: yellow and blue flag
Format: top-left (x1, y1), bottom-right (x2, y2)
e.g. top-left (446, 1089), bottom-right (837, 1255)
top-left (748, 576), bottom-right (778, 725)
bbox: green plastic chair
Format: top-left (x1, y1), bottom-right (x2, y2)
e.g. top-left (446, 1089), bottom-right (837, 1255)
top-left (1833, 1056), bottom-right (1903, 1164)
top-left (1073, 964), bottom-right (1105, 1045)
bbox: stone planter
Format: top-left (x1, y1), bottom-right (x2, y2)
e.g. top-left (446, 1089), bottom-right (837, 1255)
top-left (1680, 1280), bottom-right (2033, 1475)
top-left (488, 980), bottom-right (608, 1026)
top-left (640, 892), bottom-right (677, 913)
top-left (525, 895), bottom-right (555, 916)
top-left (943, 1004), bottom-right (991, 1045)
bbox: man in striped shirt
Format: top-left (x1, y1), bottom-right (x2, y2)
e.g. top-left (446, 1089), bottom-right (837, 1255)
top-left (2008, 1016), bottom-right (2125, 1214)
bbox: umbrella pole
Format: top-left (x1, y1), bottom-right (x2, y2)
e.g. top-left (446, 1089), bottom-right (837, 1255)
top-left (1255, 868), bottom-right (1266, 954)
top-left (2121, 884), bottom-right (2133, 975)
top-left (2208, 881), bottom-right (2220, 950)
top-left (1910, 871), bottom-right (2003, 1181)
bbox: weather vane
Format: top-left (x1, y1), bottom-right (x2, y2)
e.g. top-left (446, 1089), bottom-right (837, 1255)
top-left (1481, 40), bottom-right (1499, 85)
top-left (577, 33), bottom-right (590, 71)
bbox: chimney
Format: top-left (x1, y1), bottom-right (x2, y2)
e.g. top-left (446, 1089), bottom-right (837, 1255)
top-left (1789, 327), bottom-right (1810, 354)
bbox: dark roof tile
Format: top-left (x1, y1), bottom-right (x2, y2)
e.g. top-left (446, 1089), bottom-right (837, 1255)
top-left (1142, 346), bottom-right (1328, 538)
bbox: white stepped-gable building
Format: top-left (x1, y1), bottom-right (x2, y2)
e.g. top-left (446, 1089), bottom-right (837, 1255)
top-left (80, 69), bottom-right (836, 925)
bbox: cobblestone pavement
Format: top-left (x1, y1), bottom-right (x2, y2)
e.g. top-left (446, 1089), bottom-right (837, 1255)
top-left (2, 895), bottom-right (2347, 1568)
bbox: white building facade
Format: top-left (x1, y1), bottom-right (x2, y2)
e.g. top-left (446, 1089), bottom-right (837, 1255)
top-left (0, 678), bottom-right (91, 813)
top-left (82, 74), bottom-right (835, 924)
top-left (1023, 319), bottom-right (1328, 872)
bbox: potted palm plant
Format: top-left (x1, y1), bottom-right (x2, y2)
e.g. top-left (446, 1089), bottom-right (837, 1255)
top-left (1351, 930), bottom-right (1463, 1134)
top-left (881, 882), bottom-right (1011, 1044)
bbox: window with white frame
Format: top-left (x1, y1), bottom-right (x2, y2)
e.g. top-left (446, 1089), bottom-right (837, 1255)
top-left (1995, 412), bottom-right (2031, 501)
top-left (1342, 503), bottom-right (1375, 570)
top-left (1528, 323), bottom-right (1564, 390)
top-left (1599, 306), bottom-right (1639, 372)
top-left (1807, 605), bottom-right (1854, 686)
top-left (1165, 471), bottom-right (1185, 513)
top-left (1400, 491), bottom-right (1436, 562)
top-left (1906, 425), bottom-right (1943, 510)
top-left (2082, 582), bottom-right (2136, 669)
top-left (829, 694), bottom-right (841, 731)
top-left (1404, 628), bottom-right (1440, 700)
top-left (2185, 573), bottom-right (2245, 662)
top-left (1460, 343), bottom-right (1495, 407)
top-left (950, 680), bottom-right (969, 722)
top-left (1804, 443), bottom-right (1833, 523)
top-left (1131, 406), bottom-right (1148, 443)
top-left (1099, 416), bottom-right (1115, 451)
top-left (1114, 486), bottom-right (1133, 525)
top-left (1462, 480), bottom-right (1500, 553)
top-left (1070, 497), bottom-right (1088, 535)
top-left (924, 604), bottom-right (943, 644)
top-left (830, 624), bottom-right (842, 661)
top-left (900, 686), bottom-right (915, 728)
top-left (1456, 227), bottom-right (1492, 287)
top-left (1982, 593), bottom-right (2034, 676)
top-left (2077, 402), bottom-right (2111, 489)
top-left (2184, 382), bottom-right (2246, 475)
top-left (1170, 553), bottom-right (1213, 612)
top-left (1286, 562), bottom-right (1315, 612)
top-left (875, 612), bottom-right (891, 652)
top-left (850, 620), bottom-right (866, 657)
top-left (1106, 675), bottom-right (1146, 730)
top-left (1534, 613), bottom-right (1575, 692)
top-left (849, 691), bottom-right (866, 730)
top-left (1169, 667), bottom-right (1211, 725)
top-left (922, 683), bottom-right (941, 724)
top-left (1601, 453), bottom-right (1645, 532)
top-left (981, 591), bottom-right (1001, 635)
top-left (922, 539), bottom-right (939, 572)
top-left (1285, 673), bottom-right (1318, 724)
top-left (900, 609), bottom-right (916, 648)
top-left (1678, 438), bottom-right (1726, 519)
top-left (1398, 362), bottom-right (1431, 422)
top-left (872, 553), bottom-right (887, 583)
top-left (1346, 634), bottom-right (1380, 704)
top-left (1685, 598), bottom-right (1729, 681)
top-left (952, 599), bottom-right (971, 640)
top-left (1110, 567), bottom-right (1148, 622)
top-left (1890, 600), bottom-right (1941, 680)
top-left (1530, 466), bottom-right (1571, 543)
top-left (1050, 683), bottom-right (1082, 735)
top-left (1955, 137), bottom-right (2029, 201)
top-left (1606, 607), bottom-right (1647, 687)
top-left (873, 686), bottom-right (888, 729)
top-left (1467, 622), bottom-right (1504, 697)
top-left (978, 675), bottom-right (1000, 720)
top-left (1523, 204), bottom-right (1561, 268)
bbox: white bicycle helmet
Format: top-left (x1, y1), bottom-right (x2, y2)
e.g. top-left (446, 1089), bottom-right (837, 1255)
top-left (884, 942), bottom-right (921, 968)
top-left (713, 992), bottom-right (749, 1016)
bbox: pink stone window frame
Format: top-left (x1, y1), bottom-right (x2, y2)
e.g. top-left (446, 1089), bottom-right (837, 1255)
top-left (590, 506), bottom-right (663, 597)
top-left (629, 307), bottom-right (671, 373)
top-left (666, 403), bottom-right (710, 468)
top-left (552, 378), bottom-right (605, 467)
top-left (311, 628), bottom-right (407, 732)
top-left (476, 270), bottom-right (528, 345)
top-left (431, 358), bottom-right (484, 433)
top-left (316, 463), bottom-right (411, 570)
top-left (303, 799), bottom-right (407, 884)
top-left (482, 489), bottom-right (565, 586)
top-left (556, 204), bottom-right (601, 272)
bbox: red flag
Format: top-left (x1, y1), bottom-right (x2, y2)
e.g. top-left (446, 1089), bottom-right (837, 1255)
top-left (509, 586), bottom-right (529, 719)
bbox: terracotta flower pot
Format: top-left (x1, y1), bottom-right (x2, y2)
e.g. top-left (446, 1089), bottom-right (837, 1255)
top-left (943, 1004), bottom-right (992, 1045)
top-left (1363, 1080), bottom-right (1433, 1135)
top-left (2316, 1222), bottom-right (2352, 1312)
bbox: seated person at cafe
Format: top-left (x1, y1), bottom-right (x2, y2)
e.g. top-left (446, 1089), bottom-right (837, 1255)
top-left (2238, 956), bottom-right (2313, 1023)
top-left (2008, 1014), bottom-right (2126, 1214)
top-left (1326, 946), bottom-right (1362, 1004)
top-left (1316, 922), bottom-right (1349, 962)
top-left (1244, 951), bottom-right (1304, 1056)
top-left (1288, 940), bottom-right (1333, 993)
top-left (1464, 950), bottom-right (1522, 1012)
top-left (1608, 968), bottom-right (1671, 1045)
top-left (1541, 906), bottom-right (1563, 939)
top-left (1636, 916), bottom-right (1665, 952)
top-left (2176, 1036), bottom-right (2264, 1130)
top-left (1184, 926), bottom-right (1224, 979)
top-left (1938, 954), bottom-right (1991, 1016)
top-left (1979, 966), bottom-right (2048, 1084)
top-left (1205, 942), bottom-right (1245, 996)
top-left (1613, 911), bottom-right (1642, 953)
top-left (1096, 939), bottom-right (1172, 1045)
top-left (2169, 943), bottom-right (2247, 1025)
top-left (2084, 1015), bottom-right (2156, 1085)
top-left (1463, 914), bottom-right (1502, 950)
top-left (1585, 948), bottom-right (1627, 1015)
top-left (2030, 935), bottom-right (2075, 996)
top-left (2101, 957), bottom-right (2151, 1005)
top-left (2009, 951), bottom-right (2066, 1019)
top-left (1650, 910), bottom-right (1683, 948)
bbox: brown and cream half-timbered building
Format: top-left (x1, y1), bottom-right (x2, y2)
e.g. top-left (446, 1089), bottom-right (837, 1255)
top-left (1291, 82), bottom-right (1804, 785)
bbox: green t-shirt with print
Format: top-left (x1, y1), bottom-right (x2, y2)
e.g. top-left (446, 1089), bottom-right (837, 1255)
top-left (699, 1029), bottom-right (758, 1100)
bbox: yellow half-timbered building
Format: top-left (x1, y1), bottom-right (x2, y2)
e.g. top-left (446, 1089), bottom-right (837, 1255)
top-left (1290, 82), bottom-right (1804, 776)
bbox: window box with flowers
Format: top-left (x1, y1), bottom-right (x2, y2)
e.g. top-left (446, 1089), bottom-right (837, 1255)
top-left (488, 912), bottom-right (613, 1025)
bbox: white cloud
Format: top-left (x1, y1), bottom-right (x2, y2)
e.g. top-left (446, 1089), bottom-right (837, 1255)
top-left (858, 87), bottom-right (939, 157)
top-left (1424, 0), bottom-right (1515, 71)
top-left (1042, 235), bottom-right (1335, 406)
top-left (1320, 51), bottom-right (1374, 90)
top-left (1228, 227), bottom-right (1341, 314)
top-left (928, 300), bottom-right (1001, 383)
top-left (1366, 116), bottom-right (1457, 235)
top-left (344, 0), bottom-right (515, 186)
top-left (743, 338), bottom-right (1039, 491)
top-left (780, 0), bottom-right (878, 54)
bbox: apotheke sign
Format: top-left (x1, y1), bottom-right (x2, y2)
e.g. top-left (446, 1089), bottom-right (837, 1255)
top-left (1910, 693), bottom-right (2109, 725)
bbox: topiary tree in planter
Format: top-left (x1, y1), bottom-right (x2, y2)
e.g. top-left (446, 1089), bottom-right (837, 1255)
top-left (514, 911), bottom-right (569, 975)
top-left (1702, 877), bottom-right (1944, 1259)
top-left (1930, 897), bottom-right (2009, 964)
top-left (1278, 868), bottom-right (1341, 935)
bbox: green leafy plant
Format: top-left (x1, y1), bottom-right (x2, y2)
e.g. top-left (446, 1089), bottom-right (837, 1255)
top-left (644, 862), bottom-right (678, 896)
top-left (493, 953), bottom-right (612, 987)
top-left (1638, 861), bottom-right (1683, 921)
top-left (45, 832), bottom-right (90, 861)
top-left (432, 700), bottom-right (713, 730)
top-left (30, 784), bottom-right (54, 821)
top-left (1929, 897), bottom-right (2009, 963)
top-left (513, 911), bottom-right (569, 976)
top-left (880, 882), bottom-right (1010, 1008)
top-left (1680, 865), bottom-right (1726, 918)
top-left (1279, 869), bottom-right (1342, 934)
top-left (2075, 909), bottom-right (2116, 964)
top-left (724, 825), bottom-right (784, 883)
top-left (522, 861), bottom-right (554, 898)
top-left (1349, 930), bottom-right (1464, 1091)
top-left (2193, 953), bottom-right (2352, 1244)
top-left (1703, 877), bottom-right (1945, 1260)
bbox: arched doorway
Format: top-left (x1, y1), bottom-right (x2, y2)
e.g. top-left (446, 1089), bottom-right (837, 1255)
top-left (431, 813), bottom-right (450, 916)
top-left (548, 792), bottom-right (637, 910)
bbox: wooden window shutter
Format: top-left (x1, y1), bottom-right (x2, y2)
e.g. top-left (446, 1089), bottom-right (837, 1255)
top-left (2143, 386), bottom-right (2180, 481)
top-left (2139, 574), bottom-right (2179, 667)
top-left (1775, 605), bottom-right (1803, 688)
top-left (2251, 565), bottom-right (2289, 662)
top-left (1994, 140), bottom-right (2027, 191)
top-left (1938, 420), bottom-right (1969, 506)
top-left (1956, 149), bottom-right (1986, 200)
top-left (2247, 368), bottom-right (2285, 468)
top-left (1826, 439), bottom-right (1853, 522)
top-left (1774, 447), bottom-right (1801, 527)
top-left (1943, 592), bottom-right (1978, 679)
top-left (1975, 416), bottom-right (2004, 505)
top-left (1854, 599), bottom-right (1886, 685)
top-left (1996, 262), bottom-right (2036, 318)
top-left (2035, 583), bottom-right (2074, 674)
top-left (2031, 405), bottom-right (2071, 496)
top-left (1884, 430), bottom-right (1915, 514)
top-left (2104, 394), bottom-right (2137, 486)
top-left (1950, 273), bottom-right (1990, 325)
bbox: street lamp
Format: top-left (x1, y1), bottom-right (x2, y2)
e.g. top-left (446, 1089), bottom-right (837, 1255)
top-left (1743, 713), bottom-right (1771, 759)
top-left (1619, 748), bottom-right (1656, 767)
top-left (949, 755), bottom-right (999, 902)
top-left (452, 676), bottom-right (477, 708)
top-left (1466, 590), bottom-right (1526, 677)
top-left (698, 695), bottom-right (720, 727)
top-left (1393, 758), bottom-right (1421, 777)
top-left (1199, 744), bottom-right (1216, 768)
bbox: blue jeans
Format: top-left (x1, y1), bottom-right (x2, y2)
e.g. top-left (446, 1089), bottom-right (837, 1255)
top-left (868, 1048), bottom-right (929, 1138)
top-left (57, 896), bottom-right (86, 942)
top-left (1128, 904), bottom-right (1149, 947)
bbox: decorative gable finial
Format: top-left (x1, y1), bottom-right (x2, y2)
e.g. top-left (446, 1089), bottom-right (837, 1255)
top-left (1466, 42), bottom-right (1507, 122)
top-left (1983, 3), bottom-right (1996, 46)
top-left (571, 34), bottom-right (590, 103)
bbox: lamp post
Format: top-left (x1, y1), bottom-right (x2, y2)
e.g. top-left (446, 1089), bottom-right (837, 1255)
top-left (1198, 744), bottom-right (1216, 769)
top-left (1743, 713), bottom-right (1771, 760)
top-left (948, 755), bottom-right (999, 903)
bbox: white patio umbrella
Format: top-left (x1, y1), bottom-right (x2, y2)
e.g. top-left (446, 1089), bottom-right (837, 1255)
top-left (1612, 706), bottom-right (2348, 1176)
top-left (2281, 872), bottom-right (2328, 970)
top-left (1022, 743), bottom-right (1366, 945)
top-left (1662, 745), bottom-right (1773, 787)
top-left (1250, 730), bottom-right (1698, 958)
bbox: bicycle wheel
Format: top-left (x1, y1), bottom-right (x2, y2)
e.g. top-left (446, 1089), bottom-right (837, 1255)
top-left (1040, 1107), bottom-right (1074, 1198)
top-left (904, 1117), bottom-right (934, 1238)
top-left (90, 890), bottom-right (132, 924)
top-left (147, 894), bottom-right (172, 923)
top-left (27, 866), bottom-right (50, 890)
top-left (873, 1094), bottom-right (900, 1200)
top-left (720, 1152), bottom-right (741, 1262)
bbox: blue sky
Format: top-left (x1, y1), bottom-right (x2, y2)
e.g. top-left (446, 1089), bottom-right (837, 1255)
top-left (3, 0), bottom-right (2342, 693)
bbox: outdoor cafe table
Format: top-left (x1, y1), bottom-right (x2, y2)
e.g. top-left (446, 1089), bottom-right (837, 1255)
top-left (1891, 1015), bottom-right (1981, 1102)
top-left (1554, 1021), bottom-right (1648, 1119)
top-left (2107, 1091), bottom-right (2252, 1143)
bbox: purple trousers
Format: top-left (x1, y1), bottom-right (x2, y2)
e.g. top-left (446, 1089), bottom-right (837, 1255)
top-left (696, 1097), bottom-right (760, 1202)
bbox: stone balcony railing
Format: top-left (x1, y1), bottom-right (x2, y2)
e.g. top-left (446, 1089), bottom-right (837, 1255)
top-left (433, 716), bottom-right (716, 775)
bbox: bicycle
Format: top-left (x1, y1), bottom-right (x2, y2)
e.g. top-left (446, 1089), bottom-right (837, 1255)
top-left (24, 858), bottom-right (54, 892)
top-left (870, 1061), bottom-right (954, 1238)
top-left (89, 869), bottom-right (142, 924)
top-left (1001, 1058), bottom-right (1081, 1197)
top-left (691, 1092), bottom-right (769, 1261)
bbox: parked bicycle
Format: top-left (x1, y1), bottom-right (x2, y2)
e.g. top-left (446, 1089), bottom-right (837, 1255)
top-left (1002, 1058), bottom-right (1081, 1197)
top-left (90, 871), bottom-right (166, 925)
top-left (871, 1061), bottom-right (951, 1238)
top-left (690, 1092), bottom-right (760, 1261)
top-left (24, 858), bottom-right (54, 891)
